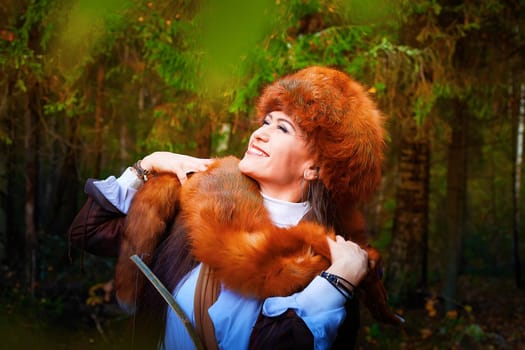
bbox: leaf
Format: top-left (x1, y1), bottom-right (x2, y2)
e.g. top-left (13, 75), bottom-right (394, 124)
top-left (86, 295), bottom-right (104, 306)
top-left (425, 297), bottom-right (437, 317)
top-left (446, 310), bottom-right (458, 320)
top-left (420, 328), bottom-right (433, 339)
top-left (16, 79), bottom-right (27, 93)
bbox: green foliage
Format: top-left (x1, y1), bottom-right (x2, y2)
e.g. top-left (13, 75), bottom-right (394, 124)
top-left (195, 0), bottom-right (275, 93)
top-left (344, 0), bottom-right (397, 24)
top-left (46, 0), bottom-right (132, 73)
top-left (228, 0), bottom-right (388, 116)
top-left (0, 0), bottom-right (52, 82)
top-left (414, 94), bottom-right (436, 126)
top-left (0, 129), bottom-right (12, 145)
top-left (138, 8), bottom-right (199, 92)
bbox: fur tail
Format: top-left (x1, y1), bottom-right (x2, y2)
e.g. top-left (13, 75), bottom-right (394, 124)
top-left (360, 246), bottom-right (405, 325)
top-left (114, 173), bottom-right (182, 313)
top-left (339, 204), bottom-right (404, 325)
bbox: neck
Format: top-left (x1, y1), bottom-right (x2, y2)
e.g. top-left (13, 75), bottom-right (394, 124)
top-left (259, 182), bottom-right (303, 203)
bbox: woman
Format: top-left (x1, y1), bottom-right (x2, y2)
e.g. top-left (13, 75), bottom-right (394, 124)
top-left (69, 66), bottom-right (388, 349)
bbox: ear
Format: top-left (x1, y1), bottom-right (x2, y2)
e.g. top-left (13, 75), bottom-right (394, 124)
top-left (303, 164), bottom-right (320, 181)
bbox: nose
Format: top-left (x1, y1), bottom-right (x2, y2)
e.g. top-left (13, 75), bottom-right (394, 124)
top-left (252, 126), bottom-right (269, 142)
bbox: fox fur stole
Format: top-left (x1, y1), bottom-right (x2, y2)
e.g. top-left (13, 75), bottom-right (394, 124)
top-left (115, 156), bottom-right (402, 325)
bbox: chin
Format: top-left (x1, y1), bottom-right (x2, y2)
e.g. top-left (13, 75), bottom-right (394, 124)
top-left (238, 157), bottom-right (260, 179)
top-left (238, 157), bottom-right (251, 174)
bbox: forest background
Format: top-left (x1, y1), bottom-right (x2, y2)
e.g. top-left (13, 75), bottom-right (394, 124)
top-left (1, 0), bottom-right (524, 349)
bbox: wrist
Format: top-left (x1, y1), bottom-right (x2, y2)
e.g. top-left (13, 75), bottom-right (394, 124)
top-left (132, 159), bottom-right (152, 182)
top-left (319, 271), bottom-right (356, 301)
top-left (118, 167), bottom-right (144, 190)
top-left (325, 263), bottom-right (361, 287)
top-left (140, 154), bottom-right (154, 172)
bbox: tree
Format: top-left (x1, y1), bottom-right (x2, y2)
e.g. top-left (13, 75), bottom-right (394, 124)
top-left (385, 0), bottom-right (525, 308)
top-left (512, 81), bottom-right (524, 288)
top-left (0, 0), bottom-right (52, 291)
top-left (370, 40), bottom-right (435, 303)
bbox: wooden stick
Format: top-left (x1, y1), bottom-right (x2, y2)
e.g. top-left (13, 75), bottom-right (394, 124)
top-left (130, 254), bottom-right (204, 350)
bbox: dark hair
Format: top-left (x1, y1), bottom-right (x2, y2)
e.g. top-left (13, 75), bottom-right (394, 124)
top-left (303, 179), bottom-right (345, 238)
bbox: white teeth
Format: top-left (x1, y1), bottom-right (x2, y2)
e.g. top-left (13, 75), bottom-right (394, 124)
top-left (250, 146), bottom-right (266, 156)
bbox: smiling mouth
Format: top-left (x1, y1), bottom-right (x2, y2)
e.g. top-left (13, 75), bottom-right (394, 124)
top-left (247, 145), bottom-right (269, 157)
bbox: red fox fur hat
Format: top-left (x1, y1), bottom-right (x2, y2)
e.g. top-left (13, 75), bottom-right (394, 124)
top-left (256, 66), bottom-right (386, 204)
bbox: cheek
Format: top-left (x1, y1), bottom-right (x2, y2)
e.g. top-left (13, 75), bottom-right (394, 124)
top-left (284, 141), bottom-right (310, 164)
top-left (276, 149), bottom-right (305, 178)
top-left (277, 150), bottom-right (295, 166)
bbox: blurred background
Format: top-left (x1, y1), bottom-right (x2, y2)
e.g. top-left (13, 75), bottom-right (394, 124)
top-left (0, 0), bottom-right (524, 348)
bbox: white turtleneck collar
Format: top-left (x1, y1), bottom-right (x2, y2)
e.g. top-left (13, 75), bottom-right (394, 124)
top-left (261, 192), bottom-right (310, 228)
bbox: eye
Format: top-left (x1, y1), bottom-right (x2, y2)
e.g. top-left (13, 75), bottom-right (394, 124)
top-left (278, 124), bottom-right (289, 133)
top-left (262, 116), bottom-right (271, 126)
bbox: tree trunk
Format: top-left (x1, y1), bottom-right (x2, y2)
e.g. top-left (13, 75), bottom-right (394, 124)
top-left (48, 116), bottom-right (81, 235)
top-left (120, 122), bottom-right (129, 166)
top-left (94, 65), bottom-right (104, 177)
top-left (512, 82), bottom-right (524, 288)
top-left (443, 99), bottom-right (468, 310)
top-left (23, 84), bottom-right (40, 295)
top-left (3, 75), bottom-right (25, 274)
top-left (196, 114), bottom-right (212, 157)
top-left (386, 120), bottom-right (430, 306)
top-left (0, 77), bottom-right (10, 263)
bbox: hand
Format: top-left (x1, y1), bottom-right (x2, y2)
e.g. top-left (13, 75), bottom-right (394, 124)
top-left (140, 152), bottom-right (214, 184)
top-left (325, 235), bottom-right (368, 289)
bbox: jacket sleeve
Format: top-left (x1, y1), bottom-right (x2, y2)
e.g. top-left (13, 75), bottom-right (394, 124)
top-left (68, 179), bottom-right (126, 257)
top-left (68, 196), bottom-right (124, 257)
top-left (249, 300), bottom-right (360, 350)
top-left (249, 309), bottom-right (314, 350)
top-left (68, 168), bottom-right (143, 257)
top-left (249, 277), bottom-right (360, 350)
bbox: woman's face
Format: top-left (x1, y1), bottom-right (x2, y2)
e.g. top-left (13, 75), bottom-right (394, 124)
top-left (238, 111), bottom-right (316, 202)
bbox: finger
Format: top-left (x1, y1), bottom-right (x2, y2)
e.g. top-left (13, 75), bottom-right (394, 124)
top-left (185, 157), bottom-right (213, 173)
top-left (175, 168), bottom-right (188, 184)
top-left (335, 235), bottom-right (346, 243)
top-left (178, 158), bottom-right (214, 182)
top-left (194, 159), bottom-right (213, 172)
top-left (326, 236), bottom-right (338, 252)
